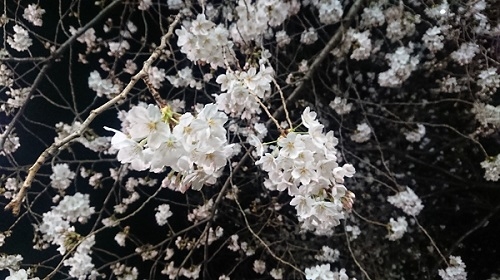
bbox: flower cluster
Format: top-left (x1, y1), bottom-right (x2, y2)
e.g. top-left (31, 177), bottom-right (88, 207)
top-left (176, 14), bottom-right (235, 69)
top-left (230, 0), bottom-right (296, 45)
top-left (23, 4), bottom-right (45, 26)
top-left (7, 25), bottom-right (32, 52)
top-left (438, 256), bottom-right (467, 280)
top-left (387, 216), bottom-right (408, 241)
top-left (350, 122), bottom-right (371, 143)
top-left (480, 154), bottom-right (500, 181)
top-left (88, 70), bottom-right (121, 98)
top-left (254, 107), bottom-right (355, 235)
top-left (378, 45), bottom-right (419, 88)
top-left (50, 163), bottom-right (76, 192)
top-left (215, 64), bottom-right (274, 120)
top-left (387, 187), bottom-right (424, 216)
top-left (35, 193), bottom-right (95, 253)
top-left (305, 264), bottom-right (352, 280)
top-left (404, 124), bottom-right (426, 143)
top-left (107, 103), bottom-right (234, 192)
top-left (450, 43), bottom-right (479, 65)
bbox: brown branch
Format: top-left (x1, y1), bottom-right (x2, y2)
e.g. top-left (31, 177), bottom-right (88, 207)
top-left (4, 14), bottom-right (182, 216)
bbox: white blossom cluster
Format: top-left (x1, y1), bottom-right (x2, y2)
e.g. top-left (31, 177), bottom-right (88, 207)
top-left (314, 246), bottom-right (340, 263)
top-left (254, 107), bottom-right (355, 235)
top-left (300, 28), bottom-right (319, 45)
top-left (0, 63), bottom-right (14, 87)
top-left (387, 187), bottom-right (424, 216)
top-left (378, 45), bottom-right (419, 88)
top-left (480, 154), bottom-right (500, 181)
top-left (1, 87), bottom-right (30, 115)
top-left (0, 255), bottom-right (40, 280)
top-left (404, 124), bottom-right (426, 143)
top-left (53, 121), bottom-right (110, 153)
top-left (166, 66), bottom-right (202, 89)
top-left (305, 264), bottom-right (352, 280)
top-left (384, 4), bottom-right (420, 42)
top-left (360, 4), bottom-right (385, 29)
top-left (106, 103), bottom-right (234, 192)
top-left (0, 130), bottom-right (20, 156)
top-left (350, 122), bottom-right (371, 143)
top-left (7, 25), bottom-right (32, 52)
top-left (50, 163), bottom-right (76, 192)
top-left (308, 0), bottom-right (343, 25)
top-left (473, 103), bottom-right (500, 128)
top-left (63, 235), bottom-right (101, 280)
top-left (88, 70), bottom-right (121, 98)
top-left (450, 43), bottom-right (479, 65)
top-left (477, 67), bottom-right (500, 96)
top-left (36, 193), bottom-right (95, 253)
top-left (422, 26), bottom-right (444, 53)
top-left (155, 204), bottom-right (173, 226)
top-left (387, 216), bottom-right (408, 241)
top-left (147, 66), bottom-right (166, 89)
top-left (162, 262), bottom-right (201, 279)
top-left (176, 14), bottom-right (235, 69)
top-left (438, 256), bottom-right (467, 280)
top-left (329, 97), bottom-right (353, 115)
top-left (230, 0), bottom-right (297, 45)
top-left (111, 263), bottom-right (139, 280)
top-left (69, 27), bottom-right (97, 51)
top-left (333, 29), bottom-right (372, 60)
top-left (23, 4), bottom-right (45, 27)
top-left (215, 64), bottom-right (274, 120)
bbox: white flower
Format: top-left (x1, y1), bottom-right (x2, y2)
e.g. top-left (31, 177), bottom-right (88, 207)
top-left (23, 4), bottom-right (45, 26)
top-left (305, 264), bottom-right (334, 280)
top-left (50, 164), bottom-right (76, 191)
top-left (88, 71), bottom-right (121, 98)
top-left (387, 187), bottom-right (424, 216)
top-left (404, 124), bottom-right (426, 143)
top-left (387, 216), bottom-right (408, 241)
top-left (155, 204), bottom-right (173, 226)
top-left (439, 256), bottom-right (467, 280)
top-left (450, 43), bottom-right (479, 65)
top-left (253, 260), bottom-right (266, 274)
top-left (350, 122), bottom-right (371, 143)
top-left (300, 28), bottom-right (318, 45)
top-left (7, 25), bottom-right (32, 52)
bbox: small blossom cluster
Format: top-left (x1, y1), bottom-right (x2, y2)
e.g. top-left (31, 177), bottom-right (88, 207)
top-left (166, 66), bottom-right (202, 89)
top-left (88, 70), bottom-right (121, 98)
top-left (350, 122), bottom-right (371, 143)
top-left (480, 154), bottom-right (500, 181)
top-left (378, 45), bottom-right (419, 88)
top-left (254, 107), bottom-right (355, 235)
top-left (1, 87), bottom-right (30, 115)
top-left (438, 256), bottom-right (467, 280)
top-left (422, 26), bottom-right (444, 53)
top-left (50, 163), bottom-right (76, 192)
top-left (308, 0), bottom-right (343, 25)
top-left (329, 97), bottom-right (353, 115)
top-left (23, 4), bottom-right (45, 27)
top-left (35, 193), bottom-right (95, 253)
top-left (215, 64), bottom-right (274, 120)
top-left (387, 216), bottom-right (408, 241)
top-left (332, 29), bottom-right (372, 60)
top-left (404, 124), bottom-right (426, 143)
top-left (450, 43), bottom-right (479, 65)
top-left (176, 14), bottom-right (235, 69)
top-left (477, 67), bottom-right (500, 97)
top-left (472, 103), bottom-right (500, 128)
top-left (7, 25), bottom-right (32, 52)
top-left (305, 264), bottom-right (352, 280)
top-left (230, 0), bottom-right (297, 45)
top-left (387, 187), bottom-right (424, 216)
top-left (107, 103), bottom-right (234, 192)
